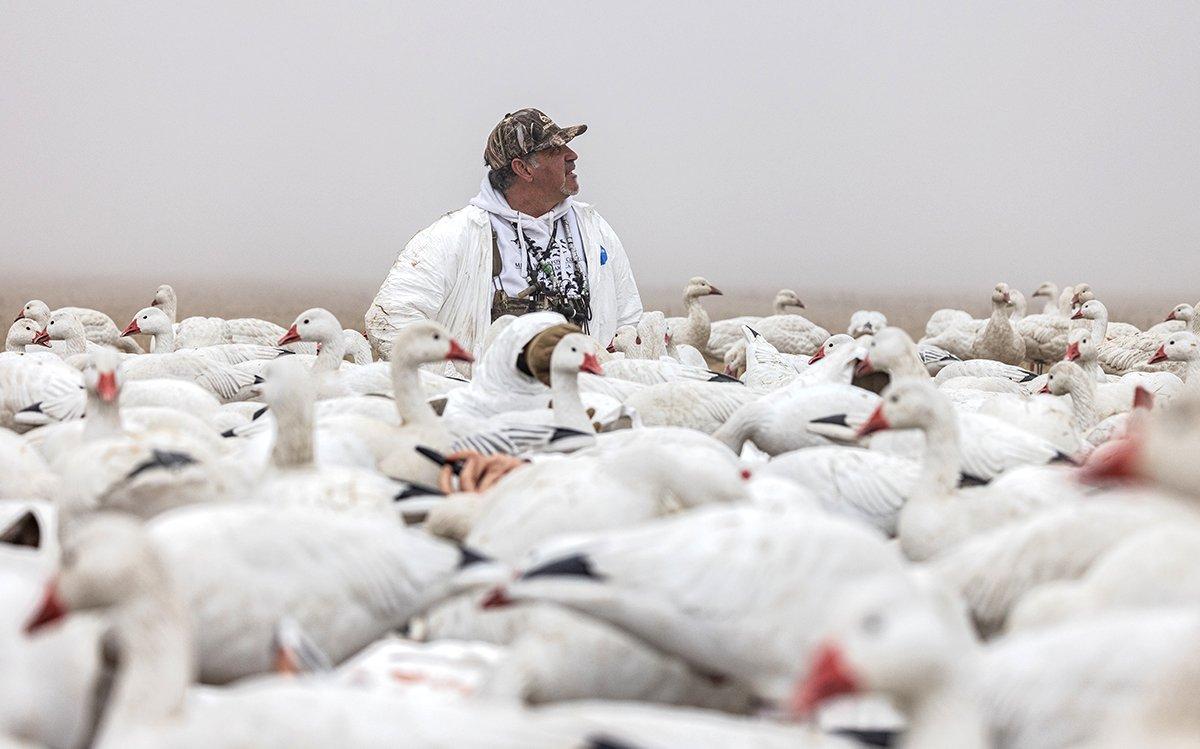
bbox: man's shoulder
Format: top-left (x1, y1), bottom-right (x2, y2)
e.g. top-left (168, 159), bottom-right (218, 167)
top-left (406, 205), bottom-right (488, 248)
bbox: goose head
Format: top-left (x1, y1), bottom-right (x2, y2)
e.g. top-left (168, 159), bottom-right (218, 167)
top-left (259, 356), bottom-right (316, 409)
top-left (774, 289), bottom-right (805, 312)
top-left (1083, 393), bottom-right (1200, 498)
top-left (1040, 360), bottom-right (1086, 395)
top-left (1071, 299), bottom-right (1106, 321)
top-left (150, 284), bottom-right (175, 309)
top-left (683, 276), bottom-right (722, 300)
top-left (551, 332), bottom-right (603, 379)
top-left (6, 319), bottom-right (42, 350)
top-left (990, 282), bottom-right (1014, 309)
top-left (1070, 283), bottom-right (1095, 308)
top-left (857, 379), bottom-right (949, 437)
top-left (808, 333), bottom-right (856, 365)
top-left (26, 514), bottom-right (164, 634)
top-left (1149, 332), bottom-right (1200, 365)
top-left (84, 348), bottom-right (124, 403)
top-left (15, 299), bottom-right (51, 325)
top-left (1008, 289), bottom-right (1027, 318)
top-left (608, 325), bottom-right (639, 356)
top-left (1032, 281), bottom-right (1058, 300)
top-left (122, 307), bottom-right (172, 338)
top-left (279, 308), bottom-right (341, 346)
top-left (1064, 328), bottom-right (1097, 363)
top-left (41, 310), bottom-right (84, 343)
top-left (847, 310), bottom-right (887, 338)
top-left (1164, 303), bottom-right (1195, 323)
top-left (856, 327), bottom-right (917, 376)
top-left (792, 577), bottom-right (975, 717)
top-left (392, 321), bottom-right (473, 367)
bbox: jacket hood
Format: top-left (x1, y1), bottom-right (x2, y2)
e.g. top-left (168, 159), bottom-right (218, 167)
top-left (469, 176), bottom-right (574, 237)
top-left (442, 311), bottom-right (567, 421)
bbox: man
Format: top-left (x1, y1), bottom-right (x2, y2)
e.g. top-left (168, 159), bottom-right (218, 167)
top-left (366, 108), bottom-right (642, 366)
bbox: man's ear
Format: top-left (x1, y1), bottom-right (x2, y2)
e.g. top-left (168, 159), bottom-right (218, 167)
top-left (511, 156), bottom-right (535, 182)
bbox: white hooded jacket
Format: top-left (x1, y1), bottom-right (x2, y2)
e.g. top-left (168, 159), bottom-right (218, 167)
top-left (365, 193), bottom-right (642, 370)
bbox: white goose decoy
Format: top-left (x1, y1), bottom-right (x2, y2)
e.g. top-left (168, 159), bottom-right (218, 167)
top-left (342, 328), bottom-right (373, 364)
top-left (244, 357), bottom-right (432, 517)
top-left (1042, 360), bottom-right (1179, 432)
top-left (931, 495), bottom-right (1194, 634)
top-left (121, 307), bottom-right (288, 365)
top-left (143, 501), bottom-right (466, 684)
top-left (150, 283), bottom-right (316, 355)
top-left (922, 283), bottom-right (1026, 365)
top-left (846, 310), bottom-right (887, 339)
top-left (664, 276), bottom-right (723, 351)
top-left (117, 347), bottom-right (262, 403)
top-left (35, 309), bottom-right (108, 358)
top-left (796, 576), bottom-right (1200, 749)
top-left (24, 514), bottom-right (571, 748)
top-left (1149, 332), bottom-right (1200, 392)
top-left (485, 505), bottom-right (908, 706)
top-left (446, 438), bottom-right (748, 561)
top-left (1030, 281), bottom-right (1060, 315)
top-left (15, 375), bottom-right (223, 433)
top-left (0, 351), bottom-right (83, 432)
top-left (0, 429), bottom-right (59, 501)
top-left (857, 380), bottom-right (1073, 560)
top-left (706, 288), bottom-right (806, 360)
top-left (621, 378), bottom-right (756, 433)
top-left (376, 321), bottom-right (474, 484)
top-left (16, 299), bottom-right (142, 353)
top-left (1063, 327), bottom-right (1113, 383)
top-left (733, 306), bottom-right (830, 358)
top-left (4, 319), bottom-right (46, 353)
top-left (52, 350), bottom-right (233, 526)
top-left (1147, 303), bottom-right (1195, 335)
top-left (1016, 284), bottom-right (1080, 367)
top-left (738, 325), bottom-right (810, 390)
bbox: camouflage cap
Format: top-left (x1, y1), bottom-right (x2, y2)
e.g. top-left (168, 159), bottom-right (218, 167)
top-left (485, 108), bottom-right (587, 170)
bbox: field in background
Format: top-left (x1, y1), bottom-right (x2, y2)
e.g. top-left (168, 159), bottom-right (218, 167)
top-left (2, 276), bottom-right (1189, 347)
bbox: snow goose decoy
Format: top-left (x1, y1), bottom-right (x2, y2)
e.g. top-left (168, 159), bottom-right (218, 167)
top-left (483, 505), bottom-right (908, 707)
top-left (26, 513), bottom-right (569, 747)
top-left (664, 276), bottom-right (723, 352)
top-left (1030, 281), bottom-right (1060, 315)
top-left (706, 288), bottom-right (805, 360)
top-left (1147, 302), bottom-right (1195, 335)
top-left (847, 310), bottom-right (887, 339)
top-left (16, 299), bottom-right (142, 354)
top-left (37, 310), bottom-right (107, 358)
top-left (0, 350), bottom-right (83, 432)
top-left (122, 306), bottom-right (288, 365)
top-left (443, 438), bottom-right (749, 560)
top-left (857, 380), bottom-right (1074, 560)
top-left (925, 283), bottom-right (1026, 365)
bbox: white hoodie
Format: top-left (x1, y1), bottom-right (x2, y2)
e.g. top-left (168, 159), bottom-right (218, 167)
top-left (366, 180), bottom-right (643, 371)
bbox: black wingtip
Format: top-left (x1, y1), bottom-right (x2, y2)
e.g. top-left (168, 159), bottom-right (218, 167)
top-left (1020, 371), bottom-right (1038, 382)
top-left (394, 483), bottom-right (443, 500)
top-left (18, 401), bottom-right (43, 414)
top-left (253, 375), bottom-right (265, 385)
top-left (549, 426), bottom-right (592, 442)
top-left (221, 427), bottom-right (237, 438)
top-left (0, 510), bottom-right (41, 549)
top-left (745, 325), bottom-right (762, 338)
top-left (523, 553), bottom-right (603, 580)
top-left (252, 406), bottom-right (269, 421)
top-left (125, 449), bottom-right (198, 481)
top-left (958, 473), bottom-right (990, 487)
top-left (587, 737), bottom-right (641, 749)
top-left (275, 349), bottom-right (296, 357)
top-left (830, 728), bottom-right (899, 747)
top-left (707, 372), bottom-right (740, 383)
top-left (1051, 451), bottom-right (1079, 466)
top-left (458, 546), bottom-right (492, 569)
top-left (809, 413), bottom-right (850, 427)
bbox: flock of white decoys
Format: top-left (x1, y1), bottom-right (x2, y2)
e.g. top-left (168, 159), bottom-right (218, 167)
top-left (2, 278), bottom-right (1199, 748)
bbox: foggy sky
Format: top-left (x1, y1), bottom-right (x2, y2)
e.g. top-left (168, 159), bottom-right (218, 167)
top-left (2, 1), bottom-right (1198, 296)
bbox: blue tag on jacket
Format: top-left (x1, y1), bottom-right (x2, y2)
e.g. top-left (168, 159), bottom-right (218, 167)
top-left (600, 246), bottom-right (608, 265)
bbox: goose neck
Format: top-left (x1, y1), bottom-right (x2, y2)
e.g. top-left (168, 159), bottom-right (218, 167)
top-left (915, 415), bottom-right (962, 495)
top-left (150, 325), bottom-right (176, 354)
top-left (391, 358), bottom-right (437, 427)
top-left (899, 674), bottom-right (989, 749)
top-left (270, 395), bottom-right (314, 468)
top-left (96, 585), bottom-right (194, 744)
top-left (312, 330), bottom-right (346, 373)
top-left (83, 391), bottom-right (123, 441)
top-left (1066, 375), bottom-right (1100, 432)
top-left (550, 370), bottom-right (592, 432)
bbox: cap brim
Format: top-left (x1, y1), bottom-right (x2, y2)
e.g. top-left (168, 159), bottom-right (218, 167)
top-left (559, 124), bottom-right (587, 142)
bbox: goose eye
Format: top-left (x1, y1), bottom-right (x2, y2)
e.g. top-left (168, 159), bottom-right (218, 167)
top-left (889, 395), bottom-right (899, 403)
top-left (433, 333), bottom-right (441, 340)
top-left (861, 612), bottom-right (884, 635)
top-left (303, 319), bottom-right (309, 325)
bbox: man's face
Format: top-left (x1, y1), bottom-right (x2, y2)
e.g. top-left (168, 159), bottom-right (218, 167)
top-left (526, 144), bottom-right (579, 198)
